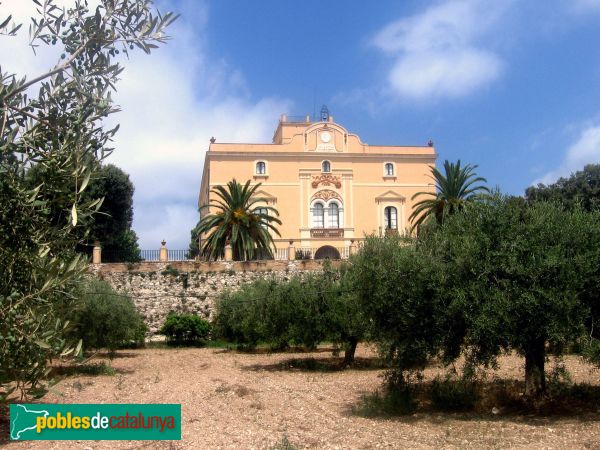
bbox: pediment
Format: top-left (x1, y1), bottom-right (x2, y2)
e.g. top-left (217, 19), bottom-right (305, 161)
top-left (252, 190), bottom-right (277, 203)
top-left (304, 121), bottom-right (349, 136)
top-left (375, 190), bottom-right (406, 202)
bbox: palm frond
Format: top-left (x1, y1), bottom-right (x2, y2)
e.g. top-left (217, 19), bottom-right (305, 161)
top-left (410, 160), bottom-right (489, 231)
top-left (196, 179), bottom-right (281, 261)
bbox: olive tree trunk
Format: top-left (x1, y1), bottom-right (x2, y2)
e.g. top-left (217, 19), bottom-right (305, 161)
top-left (524, 338), bottom-right (546, 396)
top-left (343, 336), bottom-right (358, 367)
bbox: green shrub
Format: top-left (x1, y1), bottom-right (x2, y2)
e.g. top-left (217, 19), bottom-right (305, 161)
top-left (353, 385), bottom-right (416, 416)
top-left (160, 313), bottom-right (211, 346)
top-left (53, 362), bottom-right (116, 377)
top-left (294, 249), bottom-right (311, 260)
top-left (213, 266), bottom-right (366, 362)
top-left (67, 279), bottom-right (147, 352)
top-left (271, 434), bottom-right (298, 450)
top-left (213, 279), bottom-right (274, 349)
top-left (214, 276), bottom-right (323, 350)
top-left (583, 338), bottom-right (600, 366)
top-left (161, 265), bottom-right (180, 277)
top-left (430, 375), bottom-right (478, 411)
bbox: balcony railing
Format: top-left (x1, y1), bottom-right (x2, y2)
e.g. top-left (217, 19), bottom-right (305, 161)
top-left (168, 249), bottom-right (193, 261)
top-left (310, 228), bottom-right (344, 238)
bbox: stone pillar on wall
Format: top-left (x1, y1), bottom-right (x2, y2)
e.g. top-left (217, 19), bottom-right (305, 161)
top-left (288, 241), bottom-right (295, 261)
top-left (159, 240), bottom-right (168, 262)
top-left (224, 244), bottom-right (233, 261)
top-left (349, 239), bottom-right (357, 256)
top-left (92, 241), bottom-right (102, 264)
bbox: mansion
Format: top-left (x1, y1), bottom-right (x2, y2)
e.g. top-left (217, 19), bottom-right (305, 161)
top-left (198, 107), bottom-right (437, 259)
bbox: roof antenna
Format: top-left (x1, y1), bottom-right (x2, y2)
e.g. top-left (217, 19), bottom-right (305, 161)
top-left (313, 86), bottom-right (316, 122)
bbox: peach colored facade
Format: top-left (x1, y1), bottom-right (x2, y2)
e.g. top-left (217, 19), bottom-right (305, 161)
top-left (198, 110), bottom-right (436, 258)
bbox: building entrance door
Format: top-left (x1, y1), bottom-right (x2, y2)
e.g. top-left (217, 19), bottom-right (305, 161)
top-left (314, 245), bottom-right (341, 260)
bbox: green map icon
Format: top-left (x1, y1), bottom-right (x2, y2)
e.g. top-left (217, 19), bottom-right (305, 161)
top-left (10, 404), bottom-right (49, 440)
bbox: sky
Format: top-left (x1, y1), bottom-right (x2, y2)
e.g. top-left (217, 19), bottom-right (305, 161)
top-left (3, 0), bottom-right (600, 249)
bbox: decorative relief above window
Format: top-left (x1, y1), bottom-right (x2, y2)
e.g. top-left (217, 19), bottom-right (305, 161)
top-left (312, 189), bottom-right (342, 202)
top-left (311, 174), bottom-right (341, 189)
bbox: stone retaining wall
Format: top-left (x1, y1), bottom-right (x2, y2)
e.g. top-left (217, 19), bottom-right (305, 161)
top-left (90, 260), bottom-right (339, 334)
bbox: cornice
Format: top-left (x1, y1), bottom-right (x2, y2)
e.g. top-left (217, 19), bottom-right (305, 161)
top-left (205, 152), bottom-right (436, 161)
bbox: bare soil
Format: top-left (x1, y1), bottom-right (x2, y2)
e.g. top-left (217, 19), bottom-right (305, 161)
top-left (3, 346), bottom-right (600, 449)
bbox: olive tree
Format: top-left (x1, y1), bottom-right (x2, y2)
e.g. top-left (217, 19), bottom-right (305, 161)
top-left (421, 197), bottom-right (600, 395)
top-left (0, 0), bottom-right (175, 398)
top-left (349, 199), bottom-right (600, 396)
top-left (346, 234), bottom-right (447, 382)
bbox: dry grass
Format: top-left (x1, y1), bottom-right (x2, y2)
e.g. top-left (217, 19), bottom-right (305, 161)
top-left (2, 345), bottom-right (600, 449)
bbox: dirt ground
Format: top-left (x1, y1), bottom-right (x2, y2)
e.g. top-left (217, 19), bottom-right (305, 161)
top-left (3, 345), bottom-right (600, 449)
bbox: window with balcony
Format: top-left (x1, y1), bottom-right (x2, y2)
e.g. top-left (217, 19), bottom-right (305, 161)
top-left (311, 201), bottom-right (343, 237)
top-left (328, 202), bottom-right (339, 228)
top-left (312, 202), bottom-right (324, 228)
top-left (384, 206), bottom-right (398, 230)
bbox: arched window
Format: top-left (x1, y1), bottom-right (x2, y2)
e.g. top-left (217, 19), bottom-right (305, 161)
top-left (384, 206), bottom-right (397, 229)
top-left (385, 163), bottom-right (394, 176)
top-left (255, 161), bottom-right (266, 175)
top-left (322, 160), bottom-right (331, 173)
top-left (312, 202), bottom-right (324, 228)
top-left (328, 202), bottom-right (340, 228)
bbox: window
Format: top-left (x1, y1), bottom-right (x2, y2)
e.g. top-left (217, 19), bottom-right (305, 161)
top-left (322, 160), bottom-right (331, 173)
top-left (255, 207), bottom-right (268, 228)
top-left (384, 163), bottom-right (394, 176)
top-left (255, 161), bottom-right (266, 175)
top-left (328, 203), bottom-right (340, 228)
top-left (384, 206), bottom-right (397, 229)
top-left (311, 201), bottom-right (343, 230)
top-left (312, 202), bottom-right (324, 228)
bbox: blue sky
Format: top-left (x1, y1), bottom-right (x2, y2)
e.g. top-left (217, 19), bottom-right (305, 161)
top-left (4, 0), bottom-right (600, 248)
top-left (199, 0), bottom-right (600, 193)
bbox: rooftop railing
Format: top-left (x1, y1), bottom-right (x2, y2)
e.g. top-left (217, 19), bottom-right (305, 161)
top-left (280, 114), bottom-right (312, 123)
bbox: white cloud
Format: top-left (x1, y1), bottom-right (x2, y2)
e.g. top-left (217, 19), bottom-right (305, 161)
top-left (0, 0), bottom-right (69, 75)
top-left (535, 125), bottom-right (600, 185)
top-left (1, 0), bottom-right (290, 249)
top-left (371, 0), bottom-right (508, 100)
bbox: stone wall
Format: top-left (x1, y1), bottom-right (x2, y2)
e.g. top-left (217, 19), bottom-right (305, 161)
top-left (90, 259), bottom-right (339, 334)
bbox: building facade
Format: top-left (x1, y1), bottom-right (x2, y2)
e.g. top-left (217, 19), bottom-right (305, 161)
top-left (198, 107), bottom-right (437, 259)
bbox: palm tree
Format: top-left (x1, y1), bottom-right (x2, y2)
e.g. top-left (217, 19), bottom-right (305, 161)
top-left (409, 160), bottom-right (489, 229)
top-left (195, 179), bottom-right (282, 261)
